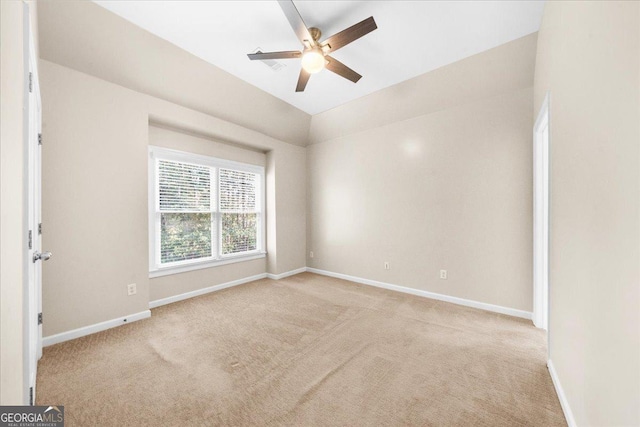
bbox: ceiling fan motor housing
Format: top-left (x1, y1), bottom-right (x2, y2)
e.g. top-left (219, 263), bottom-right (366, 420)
top-left (309, 27), bottom-right (322, 43)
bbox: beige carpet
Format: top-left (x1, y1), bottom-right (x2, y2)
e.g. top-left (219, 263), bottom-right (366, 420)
top-left (37, 272), bottom-right (565, 426)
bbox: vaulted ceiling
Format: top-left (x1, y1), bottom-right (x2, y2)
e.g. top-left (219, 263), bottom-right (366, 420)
top-left (94, 1), bottom-right (544, 115)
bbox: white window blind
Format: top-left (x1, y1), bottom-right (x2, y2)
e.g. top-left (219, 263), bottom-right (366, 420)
top-left (158, 160), bottom-right (211, 212)
top-left (219, 169), bottom-right (260, 255)
top-left (149, 146), bottom-right (265, 275)
top-left (157, 160), bottom-right (215, 264)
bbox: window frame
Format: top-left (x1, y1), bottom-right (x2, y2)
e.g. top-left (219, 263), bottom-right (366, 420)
top-left (148, 146), bottom-right (266, 278)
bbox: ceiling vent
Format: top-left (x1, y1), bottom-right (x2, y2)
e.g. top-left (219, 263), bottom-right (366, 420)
top-left (253, 48), bottom-right (286, 72)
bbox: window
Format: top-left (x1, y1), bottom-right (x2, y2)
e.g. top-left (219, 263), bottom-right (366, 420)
top-left (149, 146), bottom-right (265, 276)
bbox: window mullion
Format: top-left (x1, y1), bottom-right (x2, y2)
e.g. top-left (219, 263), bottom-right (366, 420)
top-left (209, 167), bottom-right (220, 259)
top-left (155, 212), bottom-right (161, 269)
top-left (216, 167), bottom-right (222, 261)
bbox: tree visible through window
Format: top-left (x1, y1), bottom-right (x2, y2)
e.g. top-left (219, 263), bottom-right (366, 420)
top-left (158, 160), bottom-right (213, 263)
top-left (220, 169), bottom-right (258, 255)
top-left (150, 147), bottom-right (264, 272)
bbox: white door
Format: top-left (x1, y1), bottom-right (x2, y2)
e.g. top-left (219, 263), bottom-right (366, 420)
top-left (533, 94), bottom-right (550, 331)
top-left (25, 9), bottom-right (47, 405)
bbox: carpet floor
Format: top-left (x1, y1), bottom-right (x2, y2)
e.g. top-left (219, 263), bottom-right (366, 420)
top-left (36, 272), bottom-right (565, 426)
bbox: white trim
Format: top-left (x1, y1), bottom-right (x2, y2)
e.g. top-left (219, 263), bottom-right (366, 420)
top-left (148, 144), bottom-right (156, 276)
top-left (22, 1), bottom-right (32, 405)
top-left (42, 310), bottom-right (151, 347)
top-left (547, 359), bottom-right (576, 427)
top-left (533, 92), bottom-right (551, 331)
top-left (149, 273), bottom-right (267, 309)
top-left (306, 268), bottom-right (532, 320)
top-left (267, 267), bottom-right (307, 280)
top-left (149, 253), bottom-right (266, 278)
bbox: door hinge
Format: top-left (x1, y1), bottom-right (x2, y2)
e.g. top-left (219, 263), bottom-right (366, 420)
top-left (29, 386), bottom-right (33, 405)
top-left (38, 223), bottom-right (42, 235)
top-left (38, 133), bottom-right (42, 146)
top-left (28, 72), bottom-right (33, 93)
top-left (38, 312), bottom-right (43, 325)
top-left (28, 230), bottom-right (32, 249)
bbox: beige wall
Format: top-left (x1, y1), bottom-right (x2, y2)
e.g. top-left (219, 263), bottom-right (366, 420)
top-left (308, 88), bottom-right (534, 311)
top-left (37, 0), bottom-right (310, 147)
top-left (309, 34), bottom-right (537, 145)
top-left (272, 146), bottom-right (307, 274)
top-left (533, 2), bottom-right (640, 425)
top-left (307, 36), bottom-right (537, 313)
top-left (41, 61), bottom-right (150, 335)
top-left (40, 60), bottom-right (306, 336)
top-left (149, 125), bottom-right (266, 167)
top-left (265, 152), bottom-right (277, 274)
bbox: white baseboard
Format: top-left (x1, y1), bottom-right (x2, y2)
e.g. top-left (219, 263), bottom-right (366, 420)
top-left (547, 359), bottom-right (576, 427)
top-left (43, 270), bottom-right (292, 347)
top-left (44, 268), bottom-right (530, 348)
top-left (43, 310), bottom-right (151, 347)
top-left (149, 273), bottom-right (268, 309)
top-left (267, 267), bottom-right (307, 280)
top-left (306, 268), bottom-right (532, 320)
top-left (150, 267), bottom-right (307, 309)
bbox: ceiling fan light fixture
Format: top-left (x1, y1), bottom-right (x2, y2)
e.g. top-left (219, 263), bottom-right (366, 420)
top-left (301, 47), bottom-right (326, 74)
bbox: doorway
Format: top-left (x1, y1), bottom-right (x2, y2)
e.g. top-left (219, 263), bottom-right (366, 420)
top-left (533, 94), bottom-right (550, 331)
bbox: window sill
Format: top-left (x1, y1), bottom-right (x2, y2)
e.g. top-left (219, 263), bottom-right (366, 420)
top-left (149, 252), bottom-right (266, 279)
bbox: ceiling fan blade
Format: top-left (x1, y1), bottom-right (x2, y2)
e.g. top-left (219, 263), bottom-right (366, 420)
top-left (296, 68), bottom-right (311, 92)
top-left (325, 56), bottom-right (362, 83)
top-left (322, 16), bottom-right (377, 53)
top-left (247, 51), bottom-right (301, 60)
top-left (278, 0), bottom-right (316, 46)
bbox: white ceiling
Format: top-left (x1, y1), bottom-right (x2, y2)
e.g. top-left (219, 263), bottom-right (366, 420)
top-left (94, 1), bottom-right (544, 115)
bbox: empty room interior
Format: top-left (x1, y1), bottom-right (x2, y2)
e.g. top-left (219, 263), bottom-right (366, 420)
top-left (1, 0), bottom-right (639, 426)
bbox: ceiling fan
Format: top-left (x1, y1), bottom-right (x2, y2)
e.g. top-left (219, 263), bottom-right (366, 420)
top-left (247, 0), bottom-right (378, 92)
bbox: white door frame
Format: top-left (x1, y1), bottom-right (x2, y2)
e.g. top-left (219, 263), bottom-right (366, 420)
top-left (533, 93), bottom-right (550, 332)
top-left (23, 1), bottom-right (44, 405)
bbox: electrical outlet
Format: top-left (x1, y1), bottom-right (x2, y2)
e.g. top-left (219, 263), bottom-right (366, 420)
top-left (310, 251), bottom-right (314, 258)
top-left (127, 283), bottom-right (137, 296)
top-left (384, 262), bottom-right (390, 270)
top-left (440, 270), bottom-right (447, 280)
